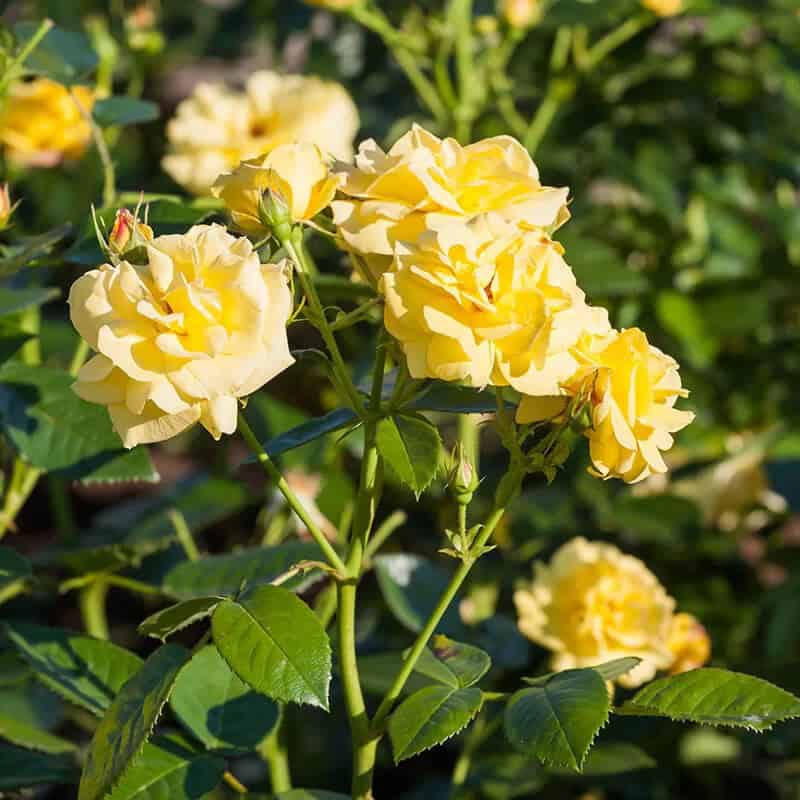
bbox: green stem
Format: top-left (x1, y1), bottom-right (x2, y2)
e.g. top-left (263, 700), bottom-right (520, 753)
top-left (523, 80), bottom-right (565, 155)
top-left (168, 509), bottom-right (200, 561)
top-left (371, 505), bottom-right (507, 732)
top-left (282, 232), bottom-right (366, 417)
top-left (0, 18), bottom-right (53, 94)
top-left (261, 711), bottom-right (292, 792)
top-left (450, 0), bottom-right (475, 140)
top-left (0, 463), bottom-right (40, 540)
top-left (338, 341), bottom-right (386, 799)
top-left (48, 477), bottom-right (76, 539)
top-left (365, 510), bottom-right (407, 559)
top-left (71, 90), bottom-right (116, 207)
top-left (80, 580), bottom-right (110, 640)
top-left (581, 14), bottom-right (651, 71)
top-left (238, 413), bottom-right (347, 576)
top-left (69, 338), bottom-right (89, 377)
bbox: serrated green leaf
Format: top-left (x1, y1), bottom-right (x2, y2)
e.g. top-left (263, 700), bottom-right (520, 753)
top-left (413, 636), bottom-right (491, 689)
top-left (93, 97), bottom-right (160, 127)
top-left (164, 540), bottom-right (323, 599)
top-left (0, 743), bottom-right (78, 789)
top-left (0, 286), bottom-right (59, 316)
top-left (374, 554), bottom-right (462, 635)
top-left (388, 685), bottom-right (482, 762)
top-left (106, 734), bottom-right (225, 800)
top-left (212, 584), bottom-right (331, 709)
top-left (138, 597), bottom-right (224, 641)
top-left (618, 668), bottom-right (800, 731)
top-left (549, 742), bottom-right (656, 776)
top-left (14, 21), bottom-right (98, 83)
top-left (0, 363), bottom-right (157, 482)
top-left (170, 645), bottom-right (279, 751)
top-left (526, 657), bottom-right (642, 687)
top-left (0, 712), bottom-right (75, 753)
top-left (504, 668), bottom-right (611, 771)
top-left (6, 623), bottom-right (144, 716)
top-left (376, 414), bottom-right (441, 496)
top-left (356, 652), bottom-right (442, 698)
top-left (78, 643), bottom-right (191, 800)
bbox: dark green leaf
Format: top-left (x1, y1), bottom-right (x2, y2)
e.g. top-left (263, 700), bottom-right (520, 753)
top-left (374, 554), bottom-right (462, 635)
top-left (0, 363), bottom-right (157, 482)
top-left (212, 584), bottom-right (332, 710)
top-left (411, 383), bottom-right (502, 414)
top-left (0, 712), bottom-right (75, 753)
top-left (356, 652), bottom-right (441, 698)
top-left (170, 645), bottom-right (279, 751)
top-left (0, 332), bottom-right (31, 364)
top-left (388, 685), bottom-right (483, 762)
top-left (504, 668), bottom-right (610, 771)
top-left (0, 225), bottom-right (71, 278)
top-left (6, 623), bottom-right (144, 715)
top-left (164, 540), bottom-right (323, 599)
top-left (93, 97), bottom-right (160, 127)
top-left (0, 743), bottom-right (78, 789)
top-left (0, 286), bottom-right (59, 317)
top-left (106, 734), bottom-right (225, 800)
top-left (376, 414), bottom-right (441, 496)
top-left (618, 668), bottom-right (800, 731)
top-left (0, 546), bottom-right (32, 593)
top-left (14, 22), bottom-right (98, 83)
top-left (414, 636), bottom-right (491, 689)
top-left (78, 643), bottom-right (191, 800)
top-left (562, 742), bottom-right (656, 776)
top-left (138, 598), bottom-right (224, 642)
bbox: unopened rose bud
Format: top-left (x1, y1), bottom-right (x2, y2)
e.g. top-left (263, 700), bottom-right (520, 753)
top-left (0, 184), bottom-right (18, 231)
top-left (641, 0), bottom-right (683, 16)
top-left (108, 208), bottom-right (154, 256)
top-left (449, 444), bottom-right (480, 505)
top-left (501, 0), bottom-right (542, 29)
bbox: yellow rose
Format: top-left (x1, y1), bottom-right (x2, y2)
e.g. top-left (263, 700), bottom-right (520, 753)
top-left (304, 0), bottom-right (356, 8)
top-left (642, 0), bottom-right (683, 16)
top-left (380, 216), bottom-right (609, 389)
top-left (501, 0), bottom-right (542, 29)
top-left (68, 224), bottom-right (294, 448)
top-left (518, 327), bottom-right (694, 483)
top-left (332, 124), bottom-right (570, 279)
top-left (0, 78), bottom-right (94, 167)
top-left (212, 142), bottom-right (340, 235)
top-left (667, 612), bottom-right (711, 674)
top-left (514, 537), bottom-right (676, 688)
top-left (163, 71), bottom-right (359, 195)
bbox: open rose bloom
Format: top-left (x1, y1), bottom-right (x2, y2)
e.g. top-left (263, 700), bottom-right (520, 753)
top-left (68, 224), bottom-right (294, 448)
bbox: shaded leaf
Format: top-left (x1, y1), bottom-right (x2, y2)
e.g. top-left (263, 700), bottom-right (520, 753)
top-left (414, 636), bottom-right (491, 689)
top-left (93, 97), bottom-right (159, 127)
top-left (6, 623), bottom-right (143, 715)
top-left (0, 286), bottom-right (59, 317)
top-left (0, 712), bottom-right (75, 753)
top-left (549, 742), bottom-right (656, 776)
top-left (0, 743), bottom-right (77, 789)
top-left (78, 644), bottom-right (191, 800)
top-left (618, 668), bottom-right (800, 731)
top-left (106, 734), bottom-right (225, 800)
top-left (14, 21), bottom-right (98, 83)
top-left (0, 225), bottom-right (71, 278)
top-left (0, 546), bottom-right (32, 593)
top-left (504, 668), bottom-right (610, 771)
top-left (212, 584), bottom-right (332, 709)
top-left (356, 652), bottom-right (442, 698)
top-left (388, 685), bottom-right (483, 762)
top-left (138, 597), bottom-right (224, 642)
top-left (170, 645), bottom-right (279, 751)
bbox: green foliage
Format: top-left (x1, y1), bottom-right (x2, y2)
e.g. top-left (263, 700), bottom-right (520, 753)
top-left (14, 21), bottom-right (98, 83)
top-left (413, 636), bottom-right (492, 689)
top-left (376, 413), bottom-right (442, 496)
top-left (0, 712), bottom-right (76, 753)
top-left (138, 597), bottom-right (224, 641)
top-left (0, 743), bottom-right (78, 790)
top-left (6, 623), bottom-right (144, 715)
top-left (211, 584), bottom-right (332, 709)
top-left (504, 668), bottom-right (611, 772)
top-left (388, 685), bottom-right (483, 762)
top-left (170, 645), bottom-right (279, 751)
top-left (78, 643), bottom-right (191, 800)
top-left (93, 97), bottom-right (160, 127)
top-left (619, 668), bottom-right (800, 731)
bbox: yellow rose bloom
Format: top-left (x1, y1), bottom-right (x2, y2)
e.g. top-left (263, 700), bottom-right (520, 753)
top-left (518, 328), bottom-right (694, 483)
top-left (212, 142), bottom-right (340, 235)
top-left (642, 0), bottom-right (683, 16)
top-left (0, 78), bottom-right (94, 167)
top-left (163, 71), bottom-right (359, 195)
top-left (501, 0), bottom-right (542, 29)
top-left (380, 216), bottom-right (608, 389)
top-left (332, 124), bottom-right (570, 279)
top-left (667, 612), bottom-right (711, 674)
top-left (68, 224), bottom-right (294, 448)
top-left (514, 537), bottom-right (676, 688)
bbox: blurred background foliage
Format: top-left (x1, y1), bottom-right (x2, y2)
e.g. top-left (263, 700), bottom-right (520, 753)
top-left (3, 0), bottom-right (800, 798)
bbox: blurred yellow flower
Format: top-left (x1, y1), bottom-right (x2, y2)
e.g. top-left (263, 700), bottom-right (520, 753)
top-left (381, 216), bottom-right (609, 389)
top-left (518, 328), bottom-right (694, 483)
top-left (162, 71), bottom-right (359, 195)
top-left (68, 224), bottom-right (294, 448)
top-left (212, 142), bottom-right (339, 235)
top-left (304, 0), bottom-right (356, 8)
top-left (642, 0), bottom-right (683, 16)
top-left (0, 78), bottom-right (94, 167)
top-left (514, 537), bottom-right (677, 688)
top-left (501, 0), bottom-right (542, 29)
top-left (332, 124), bottom-right (570, 280)
top-left (667, 612), bottom-right (711, 674)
